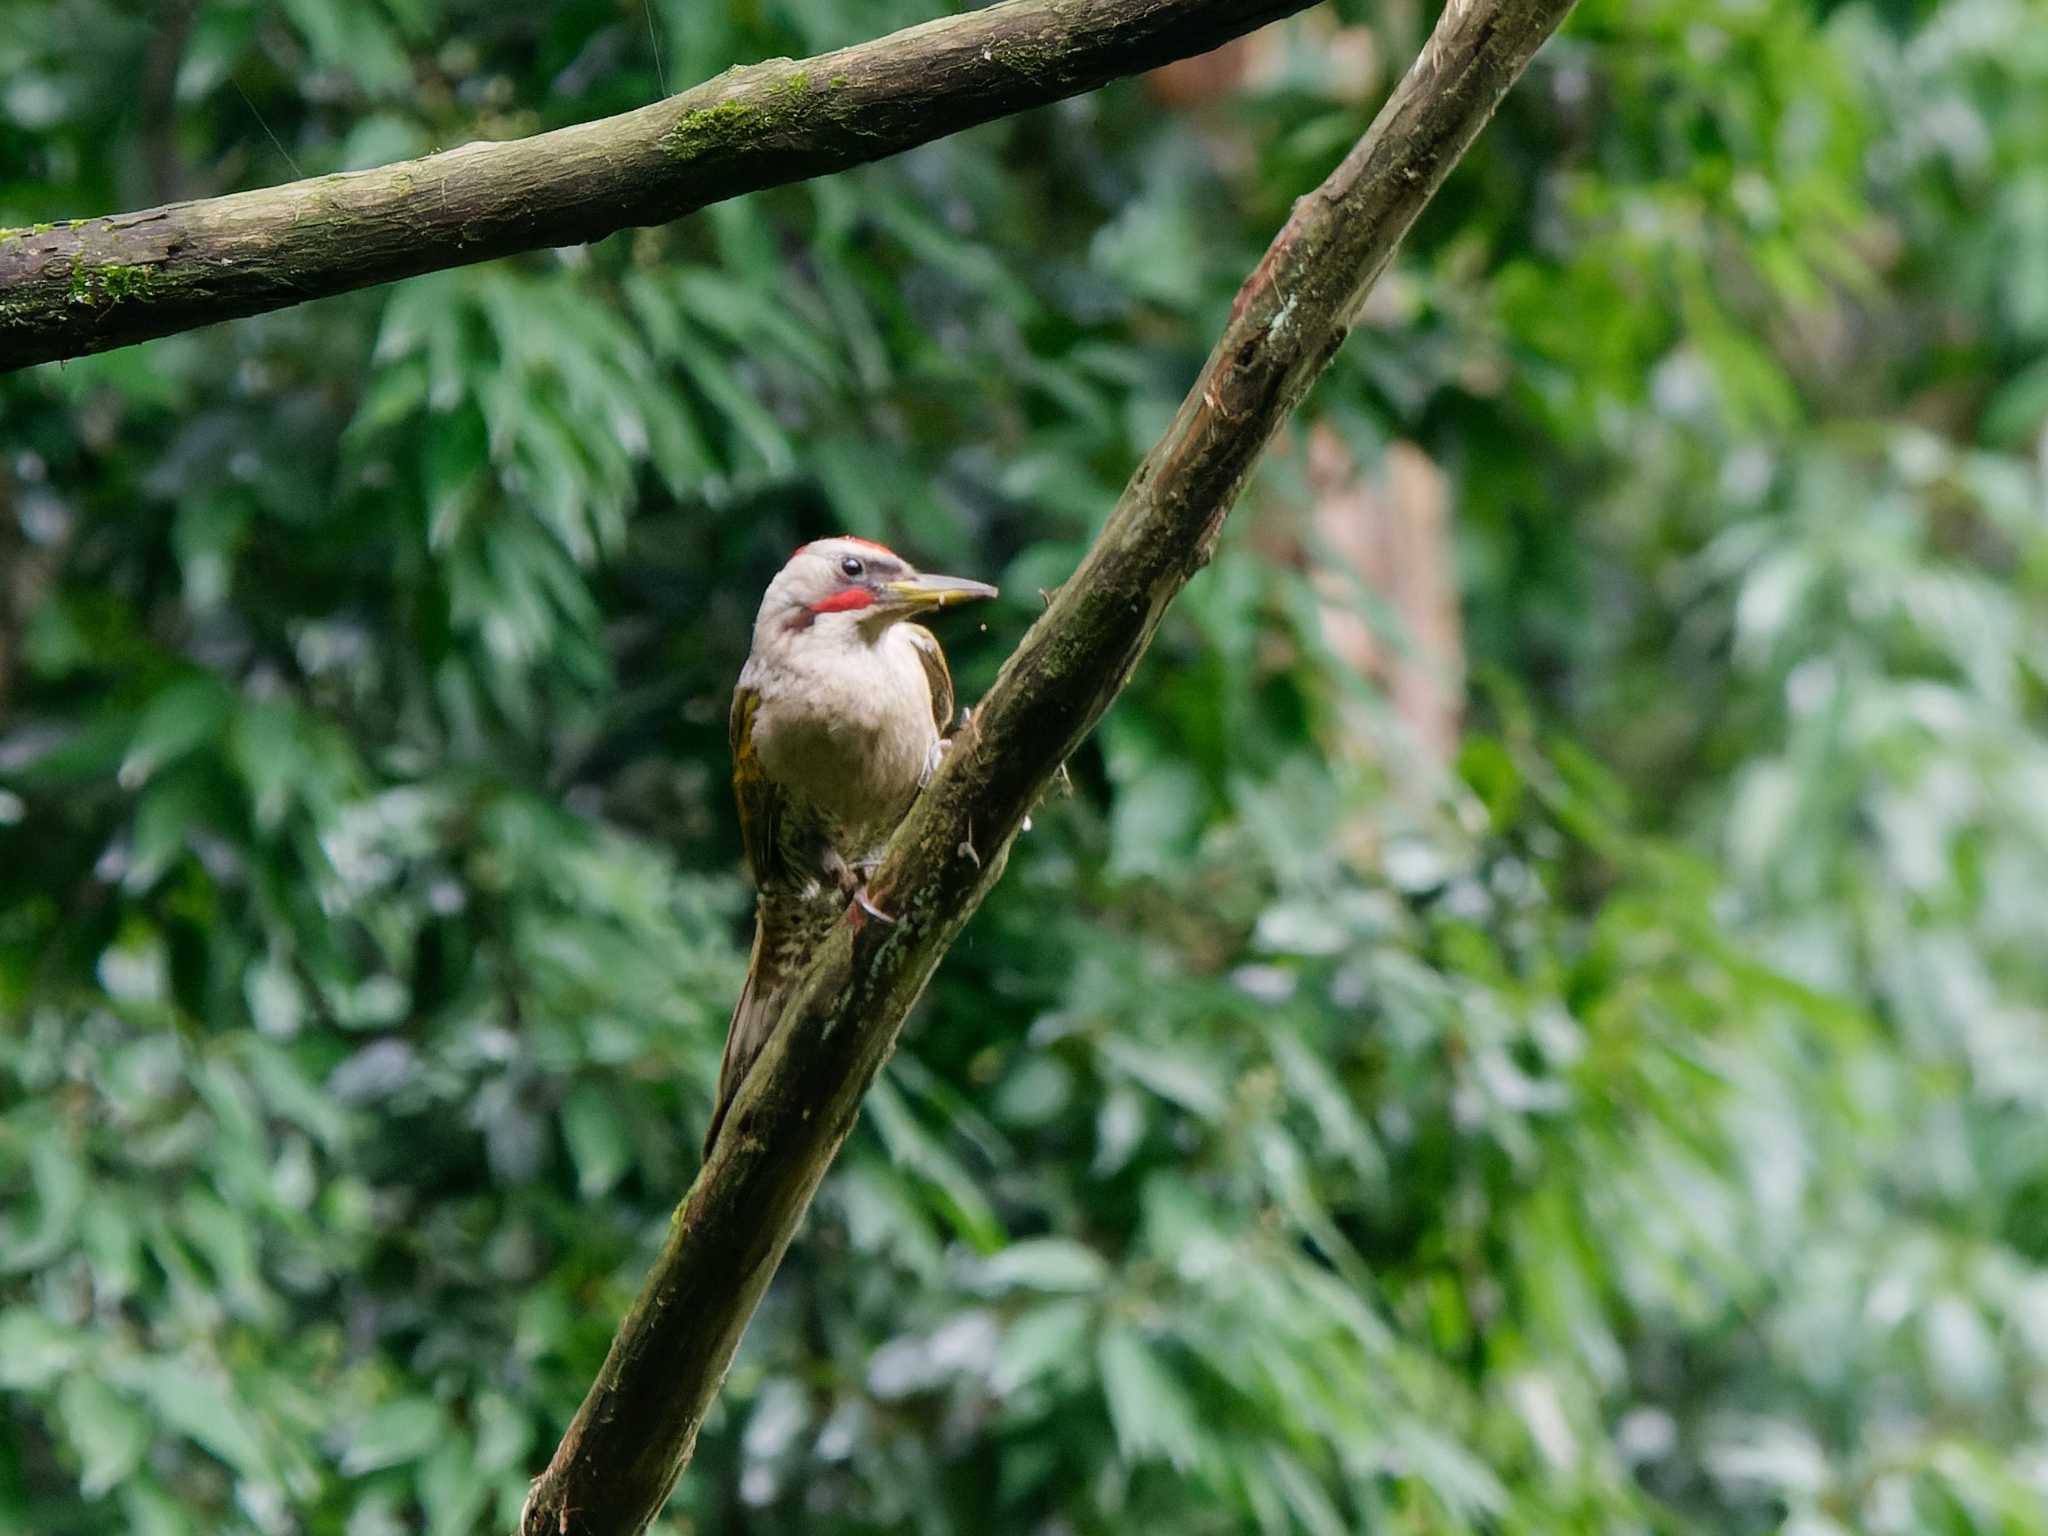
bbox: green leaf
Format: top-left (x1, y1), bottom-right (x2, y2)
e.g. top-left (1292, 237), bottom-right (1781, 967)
top-left (0, 1310), bottom-right (86, 1390)
top-left (561, 1083), bottom-right (631, 1199)
top-left (423, 405), bottom-right (488, 549)
top-left (56, 1374), bottom-right (151, 1498)
top-left (992, 1298), bottom-right (1093, 1396)
top-left (671, 333), bottom-right (794, 476)
top-left (117, 676), bottom-right (233, 790)
top-left (419, 1432), bottom-right (490, 1536)
top-left (975, 1239), bottom-right (1109, 1295)
top-left (340, 1397), bottom-right (448, 1475)
top-left (0, 1132), bottom-right (85, 1272)
top-left (1097, 1323), bottom-right (1202, 1473)
top-left (127, 765), bottom-right (215, 891)
top-left (864, 1078), bottom-right (1005, 1253)
top-left (118, 1477), bottom-right (198, 1536)
top-left (1098, 1037), bottom-right (1229, 1122)
top-left (1106, 756), bottom-right (1206, 880)
top-left (472, 1391), bottom-right (533, 1475)
top-left (275, 0), bottom-right (410, 93)
top-left (1458, 735), bottom-right (1525, 832)
top-left (130, 1360), bottom-right (274, 1482)
top-left (1265, 1447), bottom-right (1350, 1536)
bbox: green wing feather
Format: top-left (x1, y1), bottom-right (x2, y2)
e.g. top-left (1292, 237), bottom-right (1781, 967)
top-left (904, 624), bottom-right (956, 738)
top-left (729, 684), bottom-right (785, 888)
top-left (711, 684), bottom-right (787, 1157)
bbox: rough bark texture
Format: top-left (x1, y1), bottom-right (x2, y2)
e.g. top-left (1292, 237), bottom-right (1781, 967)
top-left (519, 2), bottom-right (1576, 1532)
top-left (0, 0), bottom-right (1313, 373)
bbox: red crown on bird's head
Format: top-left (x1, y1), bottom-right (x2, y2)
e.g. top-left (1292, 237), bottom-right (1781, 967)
top-left (795, 535), bottom-right (899, 560)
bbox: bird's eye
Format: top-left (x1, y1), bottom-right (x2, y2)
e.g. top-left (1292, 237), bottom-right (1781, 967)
top-left (839, 555), bottom-right (865, 579)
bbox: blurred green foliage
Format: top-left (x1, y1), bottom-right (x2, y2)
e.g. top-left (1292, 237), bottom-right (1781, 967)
top-left (4, 0), bottom-right (2048, 1532)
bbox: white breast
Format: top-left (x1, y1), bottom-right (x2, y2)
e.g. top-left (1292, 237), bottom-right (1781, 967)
top-left (744, 623), bottom-right (938, 850)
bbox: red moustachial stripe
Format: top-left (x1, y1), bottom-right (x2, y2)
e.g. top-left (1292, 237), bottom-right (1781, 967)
top-left (808, 589), bottom-right (876, 614)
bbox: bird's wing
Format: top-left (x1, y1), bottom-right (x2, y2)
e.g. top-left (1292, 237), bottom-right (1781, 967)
top-left (904, 624), bottom-right (956, 737)
top-left (729, 684), bottom-right (785, 887)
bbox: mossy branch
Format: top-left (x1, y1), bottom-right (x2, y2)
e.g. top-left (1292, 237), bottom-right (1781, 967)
top-left (0, 0), bottom-right (1315, 372)
top-left (518, 1), bottom-right (1578, 1532)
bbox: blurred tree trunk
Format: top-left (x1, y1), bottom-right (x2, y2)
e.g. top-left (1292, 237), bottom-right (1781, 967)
top-left (138, 0), bottom-right (199, 206)
top-left (1305, 424), bottom-right (1465, 767)
top-left (0, 466), bottom-right (65, 728)
top-left (0, 468), bottom-right (17, 725)
top-left (1144, 18), bottom-right (1462, 773)
top-left (1145, 10), bottom-right (1380, 107)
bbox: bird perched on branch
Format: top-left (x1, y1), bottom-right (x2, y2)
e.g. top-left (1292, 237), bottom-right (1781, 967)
top-left (704, 537), bottom-right (998, 1156)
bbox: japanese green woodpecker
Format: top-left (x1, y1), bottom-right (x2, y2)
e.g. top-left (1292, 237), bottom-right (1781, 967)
top-left (704, 537), bottom-right (998, 1155)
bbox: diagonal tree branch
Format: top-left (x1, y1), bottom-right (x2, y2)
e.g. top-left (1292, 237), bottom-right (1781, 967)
top-left (0, 0), bottom-right (1313, 373)
top-left (519, 1), bottom-right (1576, 1531)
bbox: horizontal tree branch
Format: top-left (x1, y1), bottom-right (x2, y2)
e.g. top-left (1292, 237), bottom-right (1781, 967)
top-left (518, 0), bottom-right (1576, 1531)
top-left (0, 0), bottom-right (1314, 373)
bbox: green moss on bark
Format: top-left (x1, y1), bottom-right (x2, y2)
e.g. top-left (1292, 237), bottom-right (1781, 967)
top-left (68, 260), bottom-right (166, 308)
top-left (662, 65), bottom-right (830, 162)
top-left (0, 220), bottom-right (86, 244)
top-left (661, 99), bottom-right (760, 160)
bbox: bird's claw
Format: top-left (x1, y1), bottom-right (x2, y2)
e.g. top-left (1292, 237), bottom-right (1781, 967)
top-left (842, 859), bottom-right (896, 924)
top-left (852, 885), bottom-right (897, 925)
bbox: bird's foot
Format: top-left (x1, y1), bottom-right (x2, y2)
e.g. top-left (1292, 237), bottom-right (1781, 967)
top-left (851, 884), bottom-right (897, 926)
top-left (836, 857), bottom-right (897, 926)
top-left (920, 734), bottom-right (949, 788)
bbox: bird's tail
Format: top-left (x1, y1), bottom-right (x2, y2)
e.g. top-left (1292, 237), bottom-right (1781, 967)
top-left (703, 921), bottom-right (786, 1158)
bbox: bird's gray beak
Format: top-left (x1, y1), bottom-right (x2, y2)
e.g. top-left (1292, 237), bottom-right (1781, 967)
top-left (882, 573), bottom-right (999, 611)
